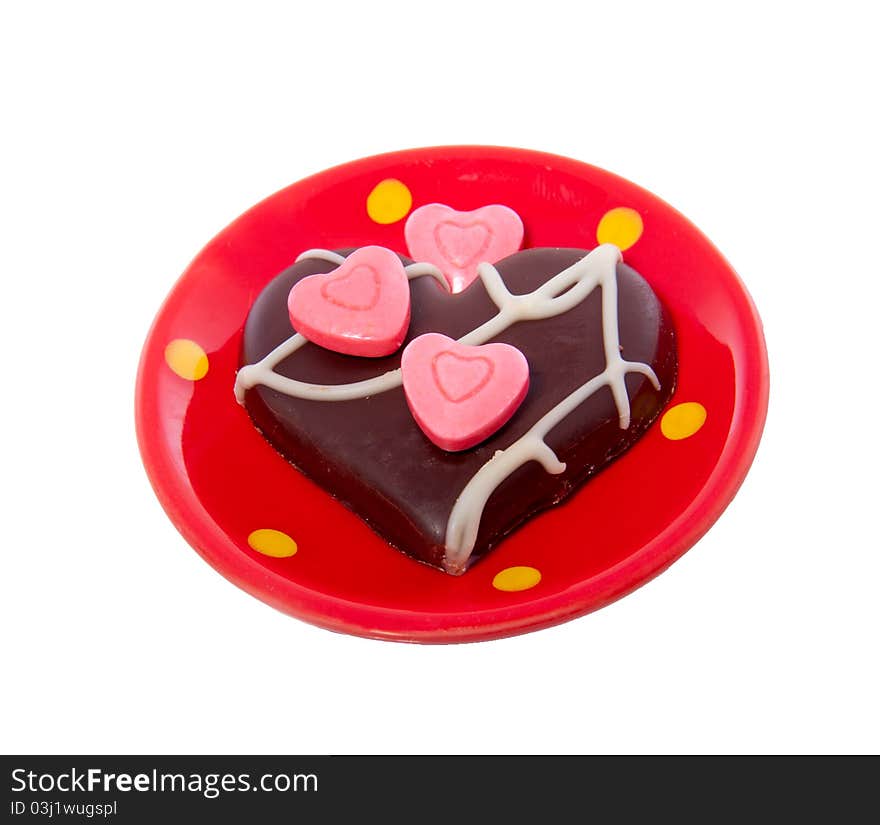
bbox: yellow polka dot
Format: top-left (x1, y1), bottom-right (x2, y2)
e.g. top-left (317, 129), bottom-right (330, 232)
top-left (493, 566), bottom-right (541, 592)
top-left (164, 339), bottom-right (209, 381)
top-left (661, 402), bottom-right (708, 440)
top-left (248, 529), bottom-right (298, 558)
top-left (366, 178), bottom-right (413, 224)
top-left (596, 207), bottom-right (644, 251)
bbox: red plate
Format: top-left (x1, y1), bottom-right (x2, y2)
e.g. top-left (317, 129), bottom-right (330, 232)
top-left (135, 146), bottom-right (769, 642)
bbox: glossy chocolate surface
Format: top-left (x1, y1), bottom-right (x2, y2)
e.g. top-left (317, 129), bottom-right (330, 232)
top-left (241, 248), bottom-right (677, 572)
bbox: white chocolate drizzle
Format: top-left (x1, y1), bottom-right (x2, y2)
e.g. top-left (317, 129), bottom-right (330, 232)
top-left (443, 250), bottom-right (659, 572)
top-left (234, 245), bottom-right (660, 574)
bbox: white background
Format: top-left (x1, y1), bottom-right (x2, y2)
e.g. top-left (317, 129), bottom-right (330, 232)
top-left (2, 1), bottom-right (878, 755)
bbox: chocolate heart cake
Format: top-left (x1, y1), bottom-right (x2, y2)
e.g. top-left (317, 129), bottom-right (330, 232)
top-left (236, 244), bottom-right (677, 574)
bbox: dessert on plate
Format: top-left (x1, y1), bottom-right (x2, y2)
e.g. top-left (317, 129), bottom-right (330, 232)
top-left (136, 145), bottom-right (768, 641)
top-left (235, 202), bottom-right (677, 574)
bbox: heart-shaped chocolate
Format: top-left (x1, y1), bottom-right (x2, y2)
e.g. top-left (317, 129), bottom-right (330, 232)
top-left (405, 204), bottom-right (524, 293)
top-left (238, 247), bottom-right (677, 574)
top-left (287, 246), bottom-right (410, 357)
top-left (401, 333), bottom-right (530, 451)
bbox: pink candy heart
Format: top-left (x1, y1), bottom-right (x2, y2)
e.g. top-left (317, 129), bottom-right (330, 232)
top-left (404, 204), bottom-right (524, 293)
top-left (287, 246), bottom-right (410, 357)
top-left (401, 333), bottom-right (529, 452)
